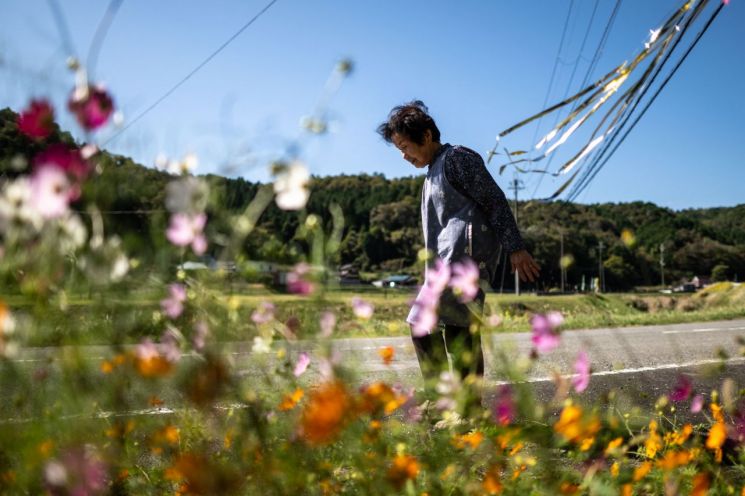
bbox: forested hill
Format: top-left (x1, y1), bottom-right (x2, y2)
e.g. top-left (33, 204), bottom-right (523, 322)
top-left (2, 107), bottom-right (744, 290)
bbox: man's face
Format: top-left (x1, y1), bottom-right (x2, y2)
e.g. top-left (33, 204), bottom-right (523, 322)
top-left (392, 132), bottom-right (432, 169)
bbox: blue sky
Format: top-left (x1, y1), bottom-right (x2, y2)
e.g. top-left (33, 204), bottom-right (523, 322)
top-left (1, 0), bottom-right (743, 210)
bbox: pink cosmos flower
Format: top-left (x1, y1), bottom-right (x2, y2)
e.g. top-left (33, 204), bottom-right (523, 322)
top-left (68, 84), bottom-right (114, 130)
top-left (251, 301), bottom-right (276, 325)
top-left (572, 351), bottom-right (591, 393)
top-left (193, 320), bottom-right (209, 351)
top-left (30, 165), bottom-right (71, 218)
top-left (486, 313), bottom-right (502, 327)
top-left (319, 311), bottom-right (336, 337)
top-left (44, 446), bottom-right (107, 495)
top-left (530, 311), bottom-right (564, 354)
top-left (426, 258), bottom-right (451, 294)
top-left (351, 297), bottom-right (374, 319)
top-left (33, 144), bottom-right (90, 185)
top-left (286, 263), bottom-right (314, 295)
top-left (492, 385), bottom-right (515, 425)
top-left (409, 299), bottom-right (438, 337)
top-left (17, 99), bottom-right (55, 139)
top-left (166, 213), bottom-right (207, 255)
top-left (293, 352), bottom-right (311, 377)
top-left (691, 394), bottom-right (704, 413)
top-left (450, 258), bottom-right (480, 302)
top-left (135, 338), bottom-right (159, 362)
top-left (161, 327), bottom-right (182, 363)
top-left (670, 374), bottom-right (693, 402)
top-left (160, 283), bottom-right (187, 319)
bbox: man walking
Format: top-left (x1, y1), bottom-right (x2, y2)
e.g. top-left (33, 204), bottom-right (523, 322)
top-left (377, 101), bottom-right (540, 396)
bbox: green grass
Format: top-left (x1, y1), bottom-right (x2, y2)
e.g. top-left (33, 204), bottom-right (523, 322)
top-left (4, 283), bottom-right (744, 346)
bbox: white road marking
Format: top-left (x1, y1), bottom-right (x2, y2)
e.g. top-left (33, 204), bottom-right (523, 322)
top-left (494, 356), bottom-right (745, 385)
top-left (662, 326), bottom-right (745, 335)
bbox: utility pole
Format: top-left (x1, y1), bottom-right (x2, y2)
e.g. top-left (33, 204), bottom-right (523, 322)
top-left (560, 230), bottom-right (565, 293)
top-left (508, 175), bottom-right (525, 295)
top-left (597, 240), bottom-right (605, 293)
top-left (659, 243), bottom-right (666, 288)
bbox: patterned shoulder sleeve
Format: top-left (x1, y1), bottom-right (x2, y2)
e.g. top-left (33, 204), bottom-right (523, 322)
top-left (444, 146), bottom-right (526, 253)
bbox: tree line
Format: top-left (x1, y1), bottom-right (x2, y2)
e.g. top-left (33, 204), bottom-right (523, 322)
top-left (2, 107), bottom-right (744, 291)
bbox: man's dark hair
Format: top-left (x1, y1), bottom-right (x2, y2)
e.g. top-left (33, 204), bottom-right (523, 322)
top-left (377, 100), bottom-right (441, 145)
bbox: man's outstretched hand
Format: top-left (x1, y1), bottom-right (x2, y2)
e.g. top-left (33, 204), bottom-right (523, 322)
top-left (510, 249), bottom-right (540, 283)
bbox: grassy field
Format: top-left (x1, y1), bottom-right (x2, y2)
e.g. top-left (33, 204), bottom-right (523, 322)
top-left (4, 281), bottom-right (745, 346)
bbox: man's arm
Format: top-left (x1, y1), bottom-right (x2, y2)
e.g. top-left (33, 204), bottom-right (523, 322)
top-left (444, 147), bottom-right (540, 282)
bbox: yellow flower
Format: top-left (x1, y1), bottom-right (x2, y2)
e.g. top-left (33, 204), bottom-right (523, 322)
top-left (38, 440), bottom-right (54, 457)
top-left (440, 464), bottom-right (456, 481)
top-left (610, 462), bottom-right (620, 477)
top-left (621, 229), bottom-right (636, 247)
top-left (644, 420), bottom-right (663, 459)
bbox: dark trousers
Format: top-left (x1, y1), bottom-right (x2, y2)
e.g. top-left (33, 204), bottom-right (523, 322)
top-left (411, 324), bottom-right (485, 385)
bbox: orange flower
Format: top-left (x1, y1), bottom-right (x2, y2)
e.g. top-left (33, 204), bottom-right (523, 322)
top-left (300, 381), bottom-right (353, 445)
top-left (165, 453), bottom-right (241, 494)
top-left (706, 422), bottom-right (726, 463)
top-left (279, 388), bottom-right (304, 411)
top-left (387, 454), bottom-right (420, 490)
top-left (667, 424), bottom-right (693, 446)
top-left (691, 472), bottom-right (710, 496)
top-left (100, 360), bottom-right (114, 374)
top-left (559, 482), bottom-right (580, 495)
top-left (483, 466), bottom-right (503, 494)
top-left (604, 437), bottom-right (624, 456)
top-left (378, 346), bottom-right (395, 365)
top-left (106, 420), bottom-right (135, 439)
top-left (711, 403), bottom-right (724, 423)
top-left (620, 484), bottom-right (633, 496)
top-left (633, 461), bottom-right (652, 481)
top-left (38, 440), bottom-right (54, 457)
top-left (452, 431), bottom-right (484, 450)
top-left (155, 425), bottom-right (180, 445)
top-left (656, 450), bottom-right (693, 471)
top-left (554, 404), bottom-right (600, 449)
top-left (358, 382), bottom-right (406, 415)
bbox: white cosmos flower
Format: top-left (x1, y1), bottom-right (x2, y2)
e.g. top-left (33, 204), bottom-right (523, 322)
top-left (58, 214), bottom-right (88, 253)
top-left (0, 178), bottom-right (43, 232)
top-left (165, 177), bottom-right (209, 214)
top-left (273, 161), bottom-right (310, 210)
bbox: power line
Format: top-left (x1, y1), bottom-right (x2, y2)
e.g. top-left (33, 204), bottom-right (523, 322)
top-left (567, 0), bottom-right (723, 202)
top-left (46, 0), bottom-right (78, 60)
top-left (527, 1), bottom-right (576, 154)
top-left (87, 0), bottom-right (125, 81)
top-left (530, 0), bottom-right (601, 198)
top-left (103, 0), bottom-right (280, 147)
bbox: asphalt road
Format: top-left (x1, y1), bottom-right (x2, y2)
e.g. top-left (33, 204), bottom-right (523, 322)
top-left (7, 318), bottom-right (745, 422)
